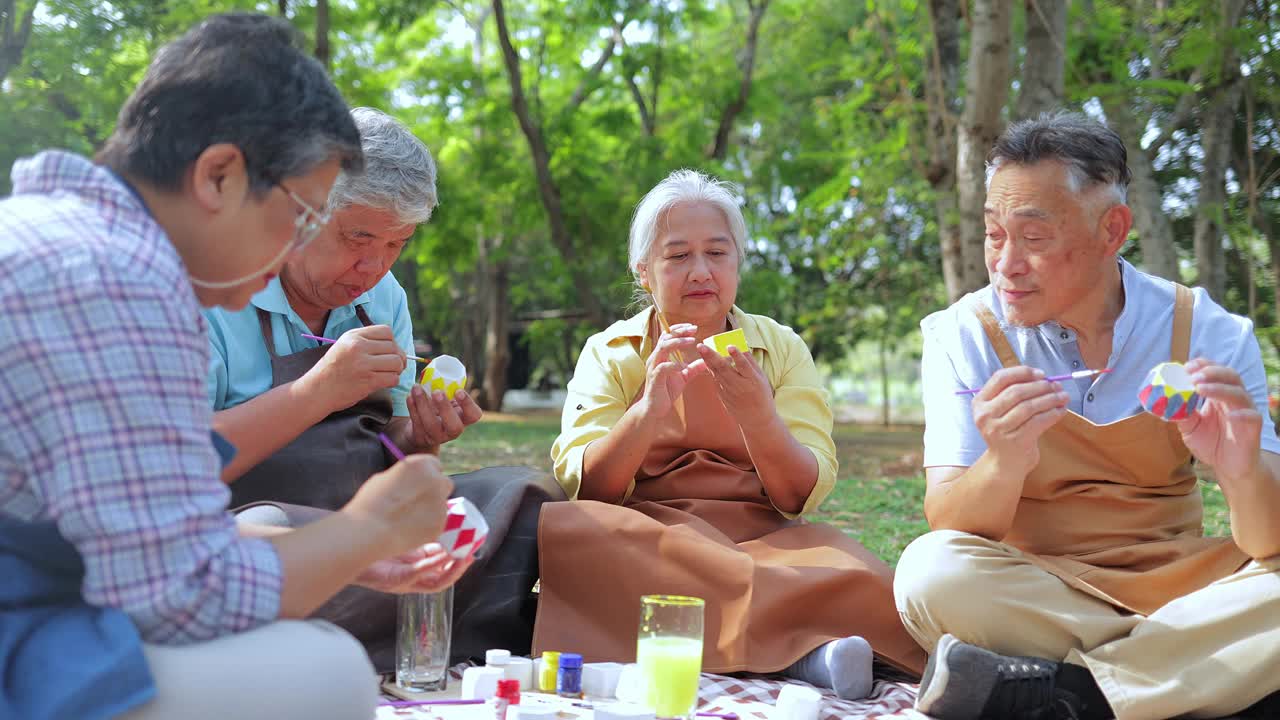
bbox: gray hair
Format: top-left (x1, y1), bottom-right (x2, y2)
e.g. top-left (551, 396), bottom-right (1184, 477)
top-left (985, 110), bottom-right (1131, 205)
top-left (328, 107), bottom-right (438, 225)
top-left (628, 169), bottom-right (747, 304)
top-left (97, 13), bottom-right (363, 196)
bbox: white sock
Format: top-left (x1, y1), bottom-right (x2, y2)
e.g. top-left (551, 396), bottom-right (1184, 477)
top-left (782, 636), bottom-right (874, 700)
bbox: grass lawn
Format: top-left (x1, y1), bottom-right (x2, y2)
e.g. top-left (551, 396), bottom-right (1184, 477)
top-left (443, 411), bottom-right (1232, 566)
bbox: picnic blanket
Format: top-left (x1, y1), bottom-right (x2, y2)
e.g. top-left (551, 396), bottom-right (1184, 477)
top-left (378, 663), bottom-right (924, 720)
top-left (693, 671), bottom-right (921, 720)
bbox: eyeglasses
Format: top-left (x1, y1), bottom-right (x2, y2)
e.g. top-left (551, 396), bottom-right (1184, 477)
top-left (187, 181), bottom-right (332, 291)
top-left (280, 184), bottom-right (332, 254)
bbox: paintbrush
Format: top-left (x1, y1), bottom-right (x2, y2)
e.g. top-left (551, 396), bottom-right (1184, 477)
top-left (300, 332), bottom-right (429, 364)
top-left (954, 368), bottom-right (1112, 395)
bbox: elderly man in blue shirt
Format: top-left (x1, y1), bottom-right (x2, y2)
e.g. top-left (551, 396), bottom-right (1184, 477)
top-left (896, 112), bottom-right (1280, 720)
top-left (204, 107), bottom-right (561, 669)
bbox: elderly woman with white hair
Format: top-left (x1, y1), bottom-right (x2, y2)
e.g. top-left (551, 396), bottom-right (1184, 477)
top-left (203, 107), bottom-right (563, 669)
top-left (534, 170), bottom-right (927, 696)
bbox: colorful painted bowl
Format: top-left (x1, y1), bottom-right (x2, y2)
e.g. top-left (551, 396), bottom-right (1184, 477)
top-left (1138, 362), bottom-right (1203, 421)
top-left (420, 354), bottom-right (467, 400)
top-left (438, 497), bottom-right (488, 560)
top-left (703, 328), bottom-right (748, 357)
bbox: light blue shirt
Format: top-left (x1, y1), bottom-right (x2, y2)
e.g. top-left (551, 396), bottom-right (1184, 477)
top-left (921, 258), bottom-right (1280, 467)
top-left (204, 273), bottom-right (417, 417)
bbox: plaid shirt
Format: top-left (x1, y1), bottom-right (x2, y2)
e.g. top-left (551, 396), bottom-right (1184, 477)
top-left (0, 151), bottom-right (282, 644)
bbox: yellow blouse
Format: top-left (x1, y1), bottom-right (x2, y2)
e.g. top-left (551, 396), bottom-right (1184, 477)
top-left (550, 305), bottom-right (838, 517)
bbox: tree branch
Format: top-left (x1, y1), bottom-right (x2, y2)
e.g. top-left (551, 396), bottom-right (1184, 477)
top-left (0, 0), bottom-right (38, 86)
top-left (1144, 68), bottom-right (1201, 157)
top-left (490, 0), bottom-right (606, 326)
top-left (314, 0), bottom-right (330, 69)
top-left (709, 0), bottom-right (769, 161)
top-left (651, 9), bottom-right (664, 125)
top-left (566, 29), bottom-right (618, 113)
top-left (613, 23), bottom-right (654, 136)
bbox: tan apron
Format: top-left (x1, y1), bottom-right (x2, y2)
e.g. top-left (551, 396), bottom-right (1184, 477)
top-left (972, 284), bottom-right (1249, 616)
top-left (533, 320), bottom-right (927, 676)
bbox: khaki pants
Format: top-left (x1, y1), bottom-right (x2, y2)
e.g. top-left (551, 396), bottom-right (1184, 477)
top-left (119, 620), bottom-right (379, 720)
top-left (893, 530), bottom-right (1280, 720)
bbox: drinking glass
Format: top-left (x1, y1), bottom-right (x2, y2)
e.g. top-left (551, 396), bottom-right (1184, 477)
top-left (396, 587), bottom-right (453, 692)
top-left (636, 595), bottom-right (704, 720)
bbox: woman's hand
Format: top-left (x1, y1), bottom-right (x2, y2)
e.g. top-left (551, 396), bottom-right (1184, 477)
top-left (689, 344), bottom-right (776, 426)
top-left (637, 323), bottom-right (700, 419)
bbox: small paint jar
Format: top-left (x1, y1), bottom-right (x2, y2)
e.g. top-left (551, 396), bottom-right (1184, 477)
top-left (487, 649), bottom-right (512, 672)
top-left (539, 651), bottom-right (561, 693)
top-left (557, 652), bottom-right (584, 698)
top-left (492, 678), bottom-right (521, 720)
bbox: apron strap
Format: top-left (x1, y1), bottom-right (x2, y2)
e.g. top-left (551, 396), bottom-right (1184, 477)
top-left (261, 304), bottom-right (369, 356)
top-left (355, 305), bottom-right (375, 328)
top-left (971, 300), bottom-right (1021, 369)
top-left (1171, 284), bottom-right (1193, 364)
top-left (255, 307), bottom-right (281, 359)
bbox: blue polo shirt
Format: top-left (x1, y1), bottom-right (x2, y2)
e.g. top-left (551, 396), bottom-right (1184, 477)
top-left (921, 258), bottom-right (1280, 467)
top-left (204, 273), bottom-right (417, 417)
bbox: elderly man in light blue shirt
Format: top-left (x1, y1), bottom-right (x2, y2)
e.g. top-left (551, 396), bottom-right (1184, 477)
top-left (203, 107), bottom-right (563, 669)
top-left (206, 108), bottom-right (479, 489)
top-left (895, 112), bottom-right (1280, 720)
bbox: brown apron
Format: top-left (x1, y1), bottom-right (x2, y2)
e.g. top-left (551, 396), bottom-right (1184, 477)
top-left (972, 283), bottom-right (1249, 616)
top-left (230, 307), bottom-right (566, 669)
top-left (532, 319), bottom-right (928, 676)
top-left (230, 306), bottom-right (391, 511)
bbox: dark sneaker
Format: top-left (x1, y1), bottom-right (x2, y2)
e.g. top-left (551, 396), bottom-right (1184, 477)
top-left (915, 634), bottom-right (1090, 720)
top-left (1241, 689), bottom-right (1280, 718)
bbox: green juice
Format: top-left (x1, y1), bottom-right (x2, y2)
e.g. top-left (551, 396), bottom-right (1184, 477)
top-left (637, 636), bottom-right (702, 718)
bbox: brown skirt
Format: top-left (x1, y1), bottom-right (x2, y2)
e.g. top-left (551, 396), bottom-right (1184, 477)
top-left (532, 497), bottom-right (927, 676)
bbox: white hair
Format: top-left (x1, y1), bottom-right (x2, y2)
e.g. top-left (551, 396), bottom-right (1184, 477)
top-left (628, 169), bottom-right (747, 303)
top-left (328, 107), bottom-right (438, 225)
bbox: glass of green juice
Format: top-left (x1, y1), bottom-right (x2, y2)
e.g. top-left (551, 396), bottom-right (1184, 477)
top-left (637, 595), bottom-right (705, 720)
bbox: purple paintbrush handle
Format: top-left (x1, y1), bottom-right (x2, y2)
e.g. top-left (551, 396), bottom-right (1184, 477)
top-left (378, 432), bottom-right (406, 461)
top-left (379, 698), bottom-right (487, 708)
top-left (955, 369), bottom-right (1110, 395)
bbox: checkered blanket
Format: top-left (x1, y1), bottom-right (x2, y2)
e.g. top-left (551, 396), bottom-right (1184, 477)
top-left (693, 670), bottom-right (924, 720)
top-left (424, 663), bottom-right (926, 719)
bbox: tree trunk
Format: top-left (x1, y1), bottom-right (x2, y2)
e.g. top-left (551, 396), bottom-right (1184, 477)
top-left (491, 0), bottom-right (607, 327)
top-left (1193, 0), bottom-right (1246, 301)
top-left (450, 274), bottom-right (487, 390)
top-left (0, 0), bottom-right (37, 85)
top-left (925, 0), bottom-right (963, 301)
top-left (314, 0), bottom-right (330, 69)
top-left (879, 331), bottom-right (891, 427)
top-left (480, 261), bottom-right (511, 411)
top-left (1261, 212), bottom-right (1280, 340)
top-left (1015, 0), bottom-right (1067, 120)
top-left (1102, 97), bottom-right (1180, 280)
top-left (956, 0), bottom-right (1012, 293)
top-left (709, 0), bottom-right (769, 161)
top-left (277, 0), bottom-right (287, 17)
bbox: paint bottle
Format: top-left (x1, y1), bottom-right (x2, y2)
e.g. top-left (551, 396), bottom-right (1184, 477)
top-left (557, 652), bottom-right (584, 698)
top-left (492, 678), bottom-right (521, 720)
top-left (486, 649), bottom-right (512, 673)
top-left (539, 651), bottom-right (561, 693)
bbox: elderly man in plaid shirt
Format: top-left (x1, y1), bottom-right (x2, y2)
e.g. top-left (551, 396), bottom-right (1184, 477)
top-left (0, 13), bottom-right (468, 720)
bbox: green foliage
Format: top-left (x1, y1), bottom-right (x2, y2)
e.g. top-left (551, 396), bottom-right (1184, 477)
top-left (3, 0), bottom-right (1278, 385)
